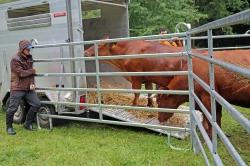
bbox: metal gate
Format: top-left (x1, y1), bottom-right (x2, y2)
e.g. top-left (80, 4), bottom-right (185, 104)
top-left (33, 9), bottom-right (250, 166)
top-left (185, 9), bottom-right (250, 166)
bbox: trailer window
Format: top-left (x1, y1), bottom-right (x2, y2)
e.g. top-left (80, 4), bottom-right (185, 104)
top-left (7, 3), bottom-right (51, 31)
top-left (83, 9), bottom-right (101, 20)
top-left (7, 3), bottom-right (50, 18)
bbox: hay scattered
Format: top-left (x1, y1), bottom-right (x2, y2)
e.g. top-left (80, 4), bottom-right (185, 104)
top-left (87, 81), bottom-right (190, 127)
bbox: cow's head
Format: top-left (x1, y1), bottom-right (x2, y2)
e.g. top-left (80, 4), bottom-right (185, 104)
top-left (153, 86), bottom-right (174, 122)
top-left (84, 35), bottom-right (115, 57)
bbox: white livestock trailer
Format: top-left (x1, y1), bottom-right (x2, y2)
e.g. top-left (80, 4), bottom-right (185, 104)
top-left (0, 0), bottom-right (130, 126)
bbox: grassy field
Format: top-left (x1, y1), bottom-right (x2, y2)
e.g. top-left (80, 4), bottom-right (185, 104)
top-left (0, 106), bottom-right (249, 166)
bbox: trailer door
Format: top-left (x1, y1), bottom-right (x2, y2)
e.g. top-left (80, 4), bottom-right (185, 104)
top-left (66, 0), bottom-right (86, 110)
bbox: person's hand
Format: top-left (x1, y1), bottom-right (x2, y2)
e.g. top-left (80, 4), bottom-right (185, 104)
top-left (30, 84), bottom-right (36, 90)
top-left (32, 68), bottom-right (36, 74)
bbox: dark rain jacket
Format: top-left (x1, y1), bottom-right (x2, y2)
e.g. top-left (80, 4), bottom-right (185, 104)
top-left (10, 52), bottom-right (36, 91)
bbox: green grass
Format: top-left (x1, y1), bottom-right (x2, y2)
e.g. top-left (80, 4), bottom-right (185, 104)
top-left (0, 106), bottom-right (249, 166)
top-left (216, 106), bottom-right (250, 164)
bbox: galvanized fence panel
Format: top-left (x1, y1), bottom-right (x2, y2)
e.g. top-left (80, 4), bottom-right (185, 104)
top-left (187, 9), bottom-right (250, 166)
top-left (32, 9), bottom-right (250, 165)
top-left (33, 33), bottom-right (193, 144)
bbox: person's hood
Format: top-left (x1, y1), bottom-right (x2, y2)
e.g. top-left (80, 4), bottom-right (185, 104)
top-left (19, 40), bottom-right (32, 51)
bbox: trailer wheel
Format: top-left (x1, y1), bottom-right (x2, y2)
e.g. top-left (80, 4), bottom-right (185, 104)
top-left (37, 104), bottom-right (56, 128)
top-left (5, 97), bottom-right (27, 124)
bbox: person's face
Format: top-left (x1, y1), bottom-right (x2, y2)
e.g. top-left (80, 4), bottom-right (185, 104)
top-left (23, 48), bottom-right (31, 56)
top-left (160, 31), bottom-right (167, 34)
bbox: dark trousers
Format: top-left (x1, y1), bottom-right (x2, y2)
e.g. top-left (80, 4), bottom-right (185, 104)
top-left (6, 90), bottom-right (41, 128)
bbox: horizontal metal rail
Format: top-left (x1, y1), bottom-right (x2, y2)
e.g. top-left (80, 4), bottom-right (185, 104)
top-left (192, 53), bottom-right (250, 78)
top-left (33, 33), bottom-right (187, 49)
top-left (37, 87), bottom-right (189, 95)
top-left (189, 9), bottom-right (250, 34)
top-left (34, 52), bottom-right (186, 62)
top-left (83, 52), bottom-right (186, 60)
top-left (212, 46), bottom-right (250, 50)
top-left (38, 114), bottom-right (190, 132)
top-left (191, 34), bottom-right (250, 40)
top-left (41, 100), bottom-right (190, 114)
top-left (192, 73), bottom-right (250, 133)
top-left (36, 71), bottom-right (188, 77)
top-left (197, 45), bottom-right (250, 51)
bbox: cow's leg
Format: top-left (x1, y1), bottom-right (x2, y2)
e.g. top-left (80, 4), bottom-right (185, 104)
top-left (131, 78), bottom-right (142, 106)
top-left (216, 103), bottom-right (222, 128)
top-left (145, 82), bottom-right (154, 107)
top-left (200, 94), bottom-right (212, 139)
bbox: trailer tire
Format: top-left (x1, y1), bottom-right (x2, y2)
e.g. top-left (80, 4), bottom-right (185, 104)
top-left (5, 97), bottom-right (28, 124)
top-left (37, 103), bottom-right (56, 128)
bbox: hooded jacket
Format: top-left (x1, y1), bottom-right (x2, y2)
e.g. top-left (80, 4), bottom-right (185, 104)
top-left (10, 40), bottom-right (36, 91)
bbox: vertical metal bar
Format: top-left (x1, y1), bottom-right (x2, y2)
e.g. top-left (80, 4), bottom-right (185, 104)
top-left (66, 0), bottom-right (77, 103)
top-left (36, 114), bottom-right (41, 130)
top-left (125, 1), bottom-right (130, 36)
top-left (94, 43), bottom-right (103, 120)
top-left (78, 0), bottom-right (84, 42)
top-left (186, 33), bottom-right (199, 153)
top-left (49, 117), bottom-right (53, 131)
top-left (208, 29), bottom-right (218, 162)
top-left (193, 130), bottom-right (211, 166)
top-left (57, 47), bottom-right (64, 113)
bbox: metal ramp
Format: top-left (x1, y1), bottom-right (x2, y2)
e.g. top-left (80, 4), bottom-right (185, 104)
top-left (89, 106), bottom-right (203, 139)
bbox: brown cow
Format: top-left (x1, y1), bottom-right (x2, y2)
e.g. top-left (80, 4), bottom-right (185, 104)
top-left (156, 49), bottom-right (250, 138)
top-left (84, 38), bottom-right (186, 107)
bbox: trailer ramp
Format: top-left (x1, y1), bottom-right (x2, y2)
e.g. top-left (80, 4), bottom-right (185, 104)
top-left (89, 106), bottom-right (203, 139)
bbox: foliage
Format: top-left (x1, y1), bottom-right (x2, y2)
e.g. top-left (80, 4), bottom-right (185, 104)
top-left (129, 0), bottom-right (207, 36)
top-left (129, 0), bottom-right (249, 36)
top-left (194, 0), bottom-right (249, 34)
top-left (195, 0), bottom-right (249, 20)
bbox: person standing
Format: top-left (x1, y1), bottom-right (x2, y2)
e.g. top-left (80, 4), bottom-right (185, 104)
top-left (6, 40), bottom-right (41, 135)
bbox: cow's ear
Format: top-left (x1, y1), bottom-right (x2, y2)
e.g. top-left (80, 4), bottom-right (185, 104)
top-left (110, 42), bottom-right (117, 49)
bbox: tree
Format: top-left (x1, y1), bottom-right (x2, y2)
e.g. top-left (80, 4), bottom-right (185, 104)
top-left (129, 0), bottom-right (249, 36)
top-left (194, 0), bottom-right (249, 34)
top-left (129, 0), bottom-right (207, 36)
